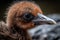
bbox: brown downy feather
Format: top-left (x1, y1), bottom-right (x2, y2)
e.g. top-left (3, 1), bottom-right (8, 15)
top-left (0, 1), bottom-right (43, 40)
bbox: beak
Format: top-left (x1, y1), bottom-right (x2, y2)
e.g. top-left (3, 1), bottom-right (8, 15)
top-left (32, 13), bottom-right (56, 25)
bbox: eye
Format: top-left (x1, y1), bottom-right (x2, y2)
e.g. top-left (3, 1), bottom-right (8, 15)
top-left (22, 13), bottom-right (34, 22)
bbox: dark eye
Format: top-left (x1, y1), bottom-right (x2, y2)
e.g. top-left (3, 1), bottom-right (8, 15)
top-left (22, 13), bottom-right (34, 22)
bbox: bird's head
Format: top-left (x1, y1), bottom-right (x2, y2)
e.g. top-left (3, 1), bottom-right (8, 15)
top-left (6, 1), bottom-right (56, 30)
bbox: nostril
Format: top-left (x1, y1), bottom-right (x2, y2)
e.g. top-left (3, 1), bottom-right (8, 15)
top-left (34, 21), bottom-right (40, 25)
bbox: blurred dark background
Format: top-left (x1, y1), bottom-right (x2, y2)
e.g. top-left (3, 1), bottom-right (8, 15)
top-left (0, 0), bottom-right (60, 21)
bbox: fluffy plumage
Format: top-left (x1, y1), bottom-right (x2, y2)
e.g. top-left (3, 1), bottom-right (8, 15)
top-left (6, 1), bottom-right (43, 30)
top-left (0, 1), bottom-right (42, 40)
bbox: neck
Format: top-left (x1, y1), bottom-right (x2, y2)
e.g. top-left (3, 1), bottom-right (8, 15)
top-left (9, 25), bottom-right (31, 40)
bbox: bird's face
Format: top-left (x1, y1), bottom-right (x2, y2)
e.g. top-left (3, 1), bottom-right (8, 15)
top-left (7, 1), bottom-right (56, 30)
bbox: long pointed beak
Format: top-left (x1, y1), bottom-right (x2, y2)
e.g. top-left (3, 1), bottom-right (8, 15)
top-left (32, 13), bottom-right (56, 25)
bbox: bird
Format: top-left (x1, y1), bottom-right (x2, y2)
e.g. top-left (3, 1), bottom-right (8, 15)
top-left (0, 1), bottom-right (56, 40)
